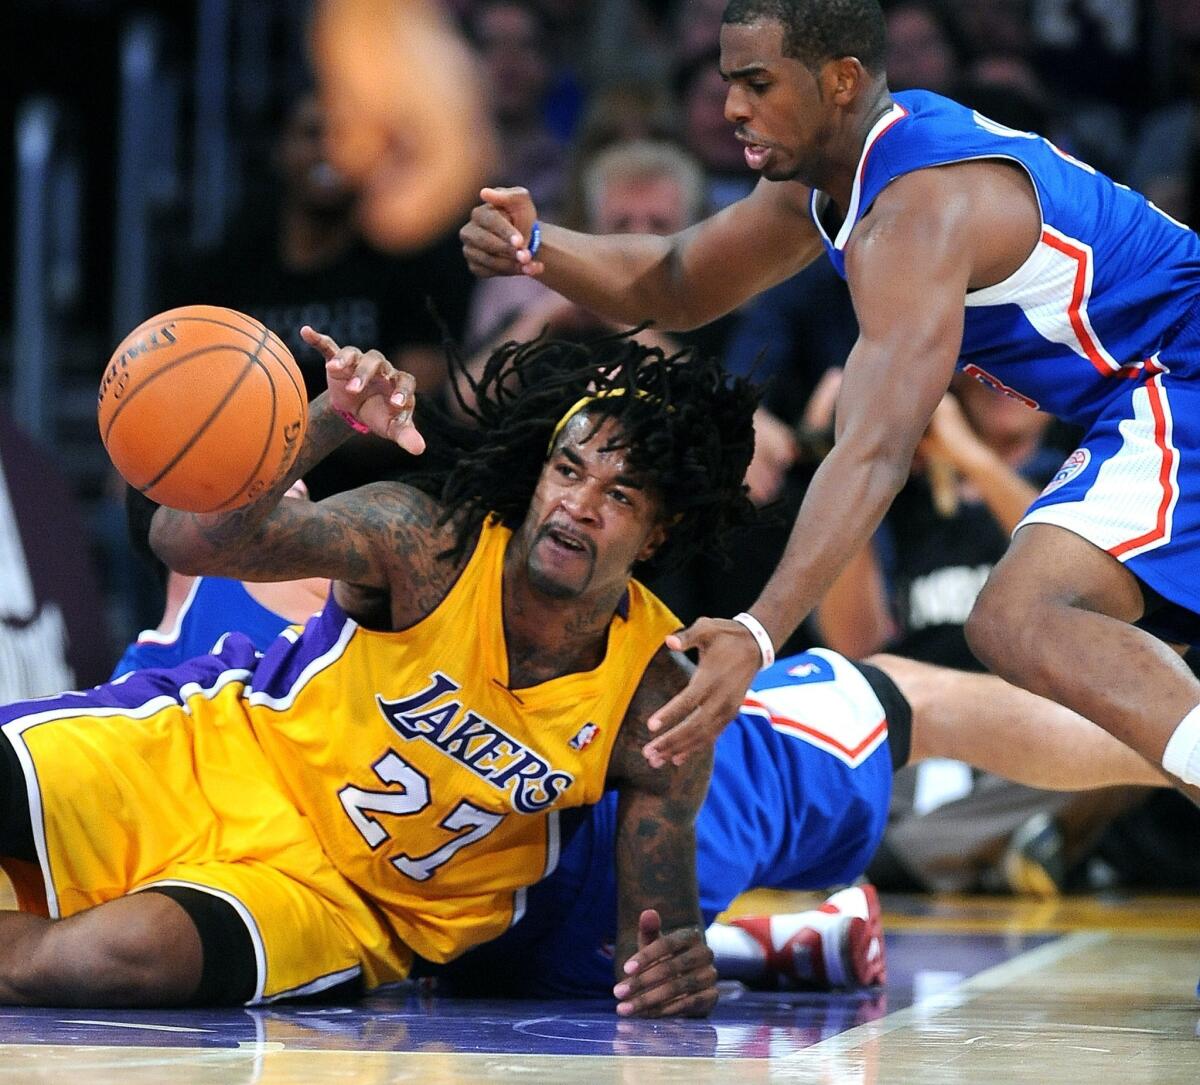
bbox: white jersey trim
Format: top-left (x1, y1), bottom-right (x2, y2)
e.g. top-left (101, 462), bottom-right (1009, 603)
top-left (741, 648), bottom-right (888, 769)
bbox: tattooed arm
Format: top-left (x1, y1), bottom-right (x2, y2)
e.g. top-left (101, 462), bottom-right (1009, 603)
top-left (149, 329), bottom-right (459, 620)
top-left (605, 647), bottom-right (717, 1018)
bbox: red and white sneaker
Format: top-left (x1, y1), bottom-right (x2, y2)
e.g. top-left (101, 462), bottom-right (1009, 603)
top-left (726, 884), bottom-right (886, 990)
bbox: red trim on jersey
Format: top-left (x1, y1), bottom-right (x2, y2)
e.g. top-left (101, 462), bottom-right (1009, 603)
top-left (1108, 376), bottom-right (1176, 559)
top-left (1039, 229), bottom-right (1123, 377)
top-left (742, 697), bottom-right (887, 760)
top-left (856, 104), bottom-right (909, 192)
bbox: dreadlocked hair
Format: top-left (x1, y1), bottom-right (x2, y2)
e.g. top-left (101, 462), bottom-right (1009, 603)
top-left (408, 327), bottom-right (760, 579)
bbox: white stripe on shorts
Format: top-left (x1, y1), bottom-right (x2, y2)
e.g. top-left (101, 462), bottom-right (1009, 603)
top-left (1017, 371), bottom-right (1179, 562)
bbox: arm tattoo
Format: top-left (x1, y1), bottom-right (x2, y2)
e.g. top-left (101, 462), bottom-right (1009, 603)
top-left (609, 649), bottom-right (712, 972)
top-left (150, 395), bottom-right (462, 610)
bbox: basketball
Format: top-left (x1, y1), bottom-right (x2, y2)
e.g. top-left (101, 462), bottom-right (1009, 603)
top-left (98, 305), bottom-right (308, 513)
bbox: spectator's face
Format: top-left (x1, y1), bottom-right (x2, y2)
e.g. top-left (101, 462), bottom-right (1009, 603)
top-left (687, 58), bottom-right (755, 174)
top-left (675, 0), bottom-right (728, 58)
top-left (277, 97), bottom-right (354, 212)
top-left (594, 175), bottom-right (690, 235)
top-left (475, 3), bottom-right (549, 125)
top-left (886, 6), bottom-right (958, 94)
top-left (948, 0), bottom-right (1029, 58)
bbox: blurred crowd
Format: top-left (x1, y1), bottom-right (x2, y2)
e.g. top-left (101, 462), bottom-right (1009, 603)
top-left (6, 0), bottom-right (1200, 896)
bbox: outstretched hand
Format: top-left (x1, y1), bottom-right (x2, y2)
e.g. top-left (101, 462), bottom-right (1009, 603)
top-left (460, 186), bottom-right (544, 278)
top-left (613, 910), bottom-right (717, 1018)
top-left (644, 617), bottom-right (763, 766)
top-left (300, 326), bottom-right (426, 455)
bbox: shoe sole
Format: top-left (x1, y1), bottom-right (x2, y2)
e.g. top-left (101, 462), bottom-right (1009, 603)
top-left (840, 884), bottom-right (886, 988)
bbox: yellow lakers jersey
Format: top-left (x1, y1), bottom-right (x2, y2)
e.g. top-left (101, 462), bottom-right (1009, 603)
top-left (244, 517), bottom-right (680, 964)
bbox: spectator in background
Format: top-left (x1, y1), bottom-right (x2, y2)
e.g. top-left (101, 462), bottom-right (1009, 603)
top-left (884, 0), bottom-right (964, 96)
top-left (1128, 36), bottom-right (1200, 225)
top-left (159, 92), bottom-right (472, 499)
top-left (557, 78), bottom-right (681, 231)
top-left (0, 413), bottom-right (110, 699)
top-left (465, 0), bottom-right (568, 216)
top-left (311, 0), bottom-right (495, 252)
top-left (675, 48), bottom-right (756, 210)
top-left (944, 0), bottom-right (1029, 61)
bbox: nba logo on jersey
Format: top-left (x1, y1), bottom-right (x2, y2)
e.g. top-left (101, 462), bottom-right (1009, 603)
top-left (569, 723), bottom-right (600, 751)
top-left (1042, 448), bottom-right (1091, 497)
top-left (786, 656), bottom-right (834, 682)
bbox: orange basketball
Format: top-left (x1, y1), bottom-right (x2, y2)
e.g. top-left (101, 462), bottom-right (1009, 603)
top-left (98, 305), bottom-right (308, 512)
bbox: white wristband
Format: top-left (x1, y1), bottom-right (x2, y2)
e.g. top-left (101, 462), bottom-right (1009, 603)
top-left (732, 612), bottom-right (775, 669)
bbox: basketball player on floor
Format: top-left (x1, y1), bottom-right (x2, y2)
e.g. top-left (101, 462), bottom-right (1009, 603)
top-left (110, 477), bottom-right (1167, 1000)
top-left (0, 328), bottom-right (759, 1015)
top-left (460, 1), bottom-right (1200, 842)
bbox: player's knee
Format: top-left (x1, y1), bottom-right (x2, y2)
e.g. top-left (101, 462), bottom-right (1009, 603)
top-left (17, 897), bottom-right (202, 1006)
top-left (964, 582), bottom-right (1030, 674)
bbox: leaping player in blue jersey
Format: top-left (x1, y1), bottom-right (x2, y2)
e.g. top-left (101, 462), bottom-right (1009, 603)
top-left (461, 1), bottom-right (1200, 845)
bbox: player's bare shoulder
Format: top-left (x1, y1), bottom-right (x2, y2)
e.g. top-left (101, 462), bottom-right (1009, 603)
top-left (851, 163), bottom-right (1039, 290)
top-left (331, 480), bottom-right (474, 629)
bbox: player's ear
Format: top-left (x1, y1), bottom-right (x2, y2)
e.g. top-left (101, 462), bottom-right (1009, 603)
top-left (635, 514), bottom-right (676, 564)
top-left (826, 56), bottom-right (867, 107)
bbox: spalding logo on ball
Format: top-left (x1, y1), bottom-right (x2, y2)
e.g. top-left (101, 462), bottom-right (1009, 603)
top-left (98, 305), bottom-right (308, 512)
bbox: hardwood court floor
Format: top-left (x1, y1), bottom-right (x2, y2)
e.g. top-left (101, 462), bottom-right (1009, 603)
top-left (0, 882), bottom-right (1196, 1083)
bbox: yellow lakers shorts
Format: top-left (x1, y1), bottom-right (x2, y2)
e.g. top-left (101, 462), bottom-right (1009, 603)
top-left (0, 659), bottom-right (412, 1003)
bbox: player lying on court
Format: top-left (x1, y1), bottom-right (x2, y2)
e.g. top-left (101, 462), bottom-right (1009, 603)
top-left (420, 647), bottom-right (1167, 1002)
top-left (110, 480), bottom-right (1167, 1003)
top-left (460, 0), bottom-right (1200, 823)
top-left (0, 328), bottom-right (760, 1015)
top-left (110, 489), bottom-right (1169, 999)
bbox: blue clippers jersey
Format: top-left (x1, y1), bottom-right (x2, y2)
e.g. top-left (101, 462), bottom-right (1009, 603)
top-left (110, 577), bottom-right (297, 679)
top-left (813, 90), bottom-right (1200, 427)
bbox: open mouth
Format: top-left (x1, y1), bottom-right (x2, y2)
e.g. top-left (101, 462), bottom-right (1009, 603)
top-left (743, 143), bottom-right (771, 170)
top-left (542, 524), bottom-right (592, 557)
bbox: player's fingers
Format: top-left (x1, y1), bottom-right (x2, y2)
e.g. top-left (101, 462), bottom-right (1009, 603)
top-left (391, 417), bottom-right (426, 456)
top-left (469, 200), bottom-right (526, 248)
top-left (480, 185), bottom-right (533, 219)
top-left (345, 349), bottom-right (396, 395)
top-left (325, 345), bottom-right (367, 385)
top-left (624, 982), bottom-right (720, 1019)
top-left (644, 705), bottom-right (724, 766)
top-left (300, 325), bottom-right (343, 360)
top-left (645, 676), bottom-right (705, 739)
top-left (461, 218), bottom-right (523, 261)
top-left (388, 369), bottom-right (416, 407)
top-left (620, 925), bottom-right (704, 977)
top-left (616, 955), bottom-right (718, 1016)
top-left (636, 909), bottom-right (662, 952)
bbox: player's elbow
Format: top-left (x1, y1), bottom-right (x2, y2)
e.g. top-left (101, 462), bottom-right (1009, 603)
top-left (148, 510), bottom-right (211, 577)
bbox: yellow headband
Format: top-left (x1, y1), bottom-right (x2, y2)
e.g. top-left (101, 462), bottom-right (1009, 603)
top-left (546, 388), bottom-right (641, 454)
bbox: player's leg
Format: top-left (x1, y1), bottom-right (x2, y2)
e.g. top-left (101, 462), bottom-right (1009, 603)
top-left (871, 649), bottom-right (1170, 790)
top-left (964, 522), bottom-right (1200, 785)
top-left (0, 891), bottom-right (206, 1006)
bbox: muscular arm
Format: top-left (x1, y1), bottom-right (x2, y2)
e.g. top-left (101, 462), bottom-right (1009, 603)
top-left (748, 170), bottom-right (975, 647)
top-left (607, 650), bottom-right (712, 1004)
top-left (465, 179), bottom-right (824, 331)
